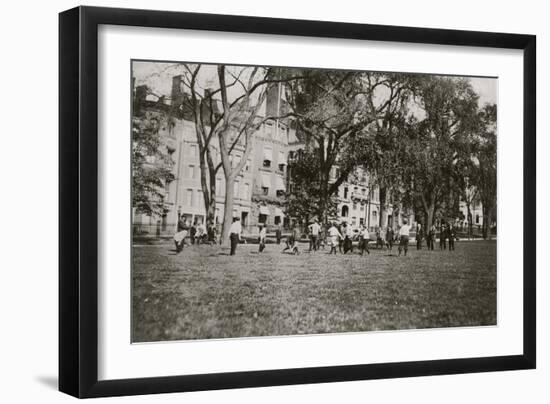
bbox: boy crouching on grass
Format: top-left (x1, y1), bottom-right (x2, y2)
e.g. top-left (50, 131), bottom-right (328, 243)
top-left (282, 225), bottom-right (300, 255)
top-left (173, 216), bottom-right (189, 253)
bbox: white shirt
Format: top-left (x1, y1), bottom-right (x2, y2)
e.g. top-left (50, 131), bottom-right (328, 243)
top-left (259, 227), bottom-right (266, 239)
top-left (328, 226), bottom-right (342, 238)
top-left (399, 224), bottom-right (411, 237)
top-left (309, 223), bottom-right (320, 236)
top-left (229, 221), bottom-right (242, 235)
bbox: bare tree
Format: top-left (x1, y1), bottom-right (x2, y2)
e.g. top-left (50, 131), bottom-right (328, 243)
top-left (173, 64), bottom-right (295, 244)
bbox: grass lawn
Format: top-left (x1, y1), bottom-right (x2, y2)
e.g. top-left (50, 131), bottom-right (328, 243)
top-left (132, 240), bottom-right (496, 342)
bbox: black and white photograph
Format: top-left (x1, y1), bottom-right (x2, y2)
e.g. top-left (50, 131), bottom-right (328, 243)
top-left (131, 60), bottom-right (497, 343)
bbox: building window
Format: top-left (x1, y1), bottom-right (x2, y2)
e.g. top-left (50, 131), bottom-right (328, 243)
top-left (360, 218), bottom-right (364, 226)
top-left (245, 159), bottom-right (251, 171)
top-left (233, 181), bottom-right (240, 198)
top-left (274, 216), bottom-right (281, 225)
top-left (232, 154), bottom-right (242, 169)
top-left (352, 217), bottom-right (357, 226)
top-left (476, 214), bottom-right (480, 224)
top-left (259, 214), bottom-right (267, 224)
top-left (344, 187), bottom-right (349, 199)
top-left (242, 183), bottom-right (250, 200)
top-left (196, 191), bottom-right (202, 207)
top-left (187, 165), bottom-right (195, 179)
top-left (278, 151), bottom-right (286, 172)
top-left (189, 144), bottom-right (197, 157)
top-left (353, 202), bottom-right (357, 211)
top-left (266, 122), bottom-right (274, 135)
top-left (261, 173), bottom-right (270, 196)
top-left (276, 190), bottom-right (285, 197)
top-left (186, 189), bottom-right (193, 206)
top-left (341, 205), bottom-right (349, 217)
top-left (263, 147), bottom-right (273, 168)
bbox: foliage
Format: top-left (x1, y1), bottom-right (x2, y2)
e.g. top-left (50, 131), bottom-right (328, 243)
top-left (284, 69), bottom-right (376, 223)
top-left (394, 76), bottom-right (483, 229)
top-left (471, 104), bottom-right (497, 238)
top-left (132, 109), bottom-right (175, 216)
top-left (285, 149), bottom-right (339, 222)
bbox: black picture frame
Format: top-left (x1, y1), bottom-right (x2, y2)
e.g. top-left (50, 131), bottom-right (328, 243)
top-left (59, 5), bottom-right (536, 398)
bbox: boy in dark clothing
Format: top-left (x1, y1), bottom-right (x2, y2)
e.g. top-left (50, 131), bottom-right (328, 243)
top-left (448, 224), bottom-right (456, 251)
top-left (190, 222), bottom-right (197, 245)
top-left (386, 227), bottom-right (395, 251)
top-left (439, 223), bottom-right (447, 250)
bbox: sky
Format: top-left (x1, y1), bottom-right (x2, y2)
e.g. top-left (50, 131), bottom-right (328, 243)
top-left (132, 60), bottom-right (498, 107)
top-left (468, 77), bottom-right (497, 106)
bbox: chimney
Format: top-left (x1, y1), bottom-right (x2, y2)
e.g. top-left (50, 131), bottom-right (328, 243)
top-left (265, 83), bottom-right (280, 118)
top-left (202, 88), bottom-right (221, 118)
top-left (171, 75), bottom-right (184, 109)
top-left (135, 85), bottom-right (148, 104)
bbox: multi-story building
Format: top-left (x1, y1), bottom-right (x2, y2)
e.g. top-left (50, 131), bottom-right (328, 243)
top-left (248, 82), bottom-right (293, 231)
top-left (132, 77), bottom-right (296, 236)
top-left (458, 199), bottom-right (484, 230)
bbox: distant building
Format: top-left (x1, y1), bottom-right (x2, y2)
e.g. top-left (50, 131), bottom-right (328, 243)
top-left (329, 167), bottom-right (412, 231)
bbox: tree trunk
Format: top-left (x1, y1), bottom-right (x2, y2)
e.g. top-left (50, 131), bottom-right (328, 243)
top-left (221, 174), bottom-right (236, 247)
top-left (199, 156), bottom-right (217, 227)
top-left (426, 203), bottom-right (435, 231)
top-left (466, 201), bottom-right (472, 240)
top-left (485, 206), bottom-right (493, 240)
top-left (317, 146), bottom-right (330, 225)
top-left (379, 186), bottom-right (387, 228)
top-left (482, 204), bottom-right (489, 239)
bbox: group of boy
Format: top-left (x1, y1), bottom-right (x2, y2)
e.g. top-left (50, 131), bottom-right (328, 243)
top-left (177, 215), bottom-right (438, 258)
top-left (417, 222), bottom-right (457, 251)
top-left (173, 216), bottom-right (218, 253)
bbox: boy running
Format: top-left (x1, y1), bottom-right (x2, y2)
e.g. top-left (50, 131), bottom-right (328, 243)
top-left (328, 222), bottom-right (343, 255)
